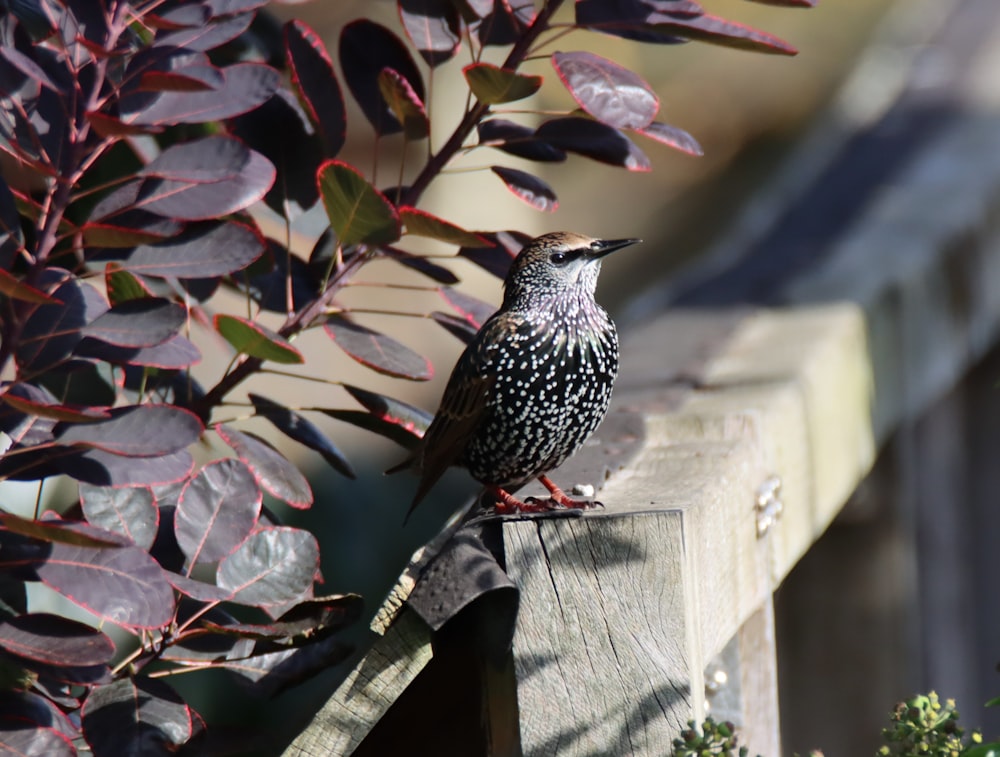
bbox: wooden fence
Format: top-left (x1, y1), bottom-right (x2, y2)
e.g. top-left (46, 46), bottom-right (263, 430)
top-left (284, 0), bottom-right (1000, 753)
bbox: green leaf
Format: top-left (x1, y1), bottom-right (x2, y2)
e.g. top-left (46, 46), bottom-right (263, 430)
top-left (0, 269), bottom-right (61, 305)
top-left (104, 265), bottom-right (154, 304)
top-left (464, 63), bottom-right (542, 104)
top-left (399, 207), bottom-right (488, 246)
top-left (377, 68), bottom-right (429, 140)
top-left (214, 315), bottom-right (303, 364)
top-left (316, 160), bottom-right (401, 248)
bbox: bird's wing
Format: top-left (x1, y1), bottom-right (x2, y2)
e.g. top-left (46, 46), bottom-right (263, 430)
top-left (405, 313), bottom-right (514, 516)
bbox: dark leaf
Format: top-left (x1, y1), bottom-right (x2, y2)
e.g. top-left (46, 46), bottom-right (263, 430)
top-left (0, 383), bottom-right (58, 446)
top-left (217, 527), bottom-right (319, 607)
top-left (551, 51), bottom-right (658, 130)
top-left (381, 247), bottom-right (459, 284)
top-left (230, 89), bottom-right (323, 215)
top-left (75, 333), bottom-right (202, 370)
top-left (138, 69), bottom-right (223, 93)
top-left (220, 636), bottom-right (352, 697)
top-left (339, 19), bottom-right (425, 135)
top-left (635, 120), bottom-right (703, 155)
top-left (399, 207), bottom-right (489, 245)
top-left (123, 62), bottom-right (281, 125)
top-left (398, 0), bottom-right (462, 66)
top-left (80, 298), bottom-right (186, 348)
top-left (23, 540), bottom-right (175, 629)
top-left (214, 314), bottom-right (304, 364)
top-left (131, 137), bottom-right (275, 220)
top-left (464, 62), bottom-right (541, 104)
top-left (0, 174), bottom-right (23, 269)
top-left (490, 166), bottom-right (558, 211)
top-left (164, 572), bottom-right (232, 602)
top-left (243, 241), bottom-right (319, 313)
top-left (16, 271), bottom-right (107, 372)
top-left (0, 613), bottom-right (115, 667)
top-left (438, 286), bottom-right (495, 327)
top-left (249, 394), bottom-right (355, 479)
top-left (745, 0), bottom-right (816, 6)
top-left (431, 311), bottom-right (478, 343)
top-left (535, 116), bottom-right (651, 171)
top-left (58, 449), bottom-right (196, 488)
top-left (81, 212), bottom-right (182, 248)
top-left (576, 0), bottom-right (695, 44)
top-left (477, 119), bottom-right (567, 162)
top-left (316, 161), bottom-right (401, 248)
top-left (176, 459), bottom-right (261, 565)
top-left (377, 68), bottom-right (429, 139)
top-left (80, 484), bottom-right (159, 550)
top-left (82, 678), bottom-right (192, 756)
top-left (86, 110), bottom-right (163, 138)
top-left (0, 690), bottom-right (76, 757)
top-left (153, 11), bottom-right (255, 52)
top-left (479, 0), bottom-right (536, 46)
top-left (283, 19), bottom-right (347, 156)
top-left (324, 316), bottom-right (432, 381)
top-left (120, 220), bottom-right (265, 278)
top-left (160, 606), bottom-right (251, 661)
top-left (655, 13), bottom-right (798, 54)
top-left (324, 384), bottom-right (433, 447)
top-left (458, 230), bottom-right (530, 278)
top-left (54, 405), bottom-right (202, 458)
top-left (202, 593), bottom-right (362, 645)
top-left (34, 360), bottom-right (116, 410)
top-left (216, 426), bottom-right (313, 509)
top-left (11, 656), bottom-right (111, 687)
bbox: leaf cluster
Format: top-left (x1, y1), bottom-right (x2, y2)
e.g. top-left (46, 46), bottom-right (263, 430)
top-left (0, 0), bottom-right (807, 753)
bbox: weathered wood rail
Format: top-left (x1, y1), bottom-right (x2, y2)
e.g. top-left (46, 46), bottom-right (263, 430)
top-left (284, 0), bottom-right (1000, 754)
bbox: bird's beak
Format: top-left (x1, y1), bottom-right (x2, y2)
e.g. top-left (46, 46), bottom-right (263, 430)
top-left (589, 238), bottom-right (642, 259)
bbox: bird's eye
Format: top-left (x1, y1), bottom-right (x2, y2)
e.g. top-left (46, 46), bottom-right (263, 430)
top-left (550, 252), bottom-right (568, 265)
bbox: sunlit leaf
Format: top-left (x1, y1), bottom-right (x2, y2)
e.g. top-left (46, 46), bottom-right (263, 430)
top-left (217, 527), bottom-right (319, 607)
top-left (491, 166), bottom-right (558, 211)
top-left (216, 425), bottom-right (313, 509)
top-left (399, 207), bottom-right (489, 245)
top-left (249, 394), bottom-right (355, 479)
top-left (552, 51), bottom-right (658, 130)
top-left (464, 62), bottom-right (541, 104)
top-left (317, 161), bottom-right (401, 248)
top-left (324, 316), bottom-right (432, 381)
top-left (215, 314), bottom-right (304, 364)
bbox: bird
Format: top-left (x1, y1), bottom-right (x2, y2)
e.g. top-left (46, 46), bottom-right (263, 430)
top-left (392, 231), bottom-right (641, 519)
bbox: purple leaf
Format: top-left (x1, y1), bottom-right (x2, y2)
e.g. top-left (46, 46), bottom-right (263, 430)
top-left (655, 13), bottom-right (798, 54)
top-left (576, 0), bottom-right (695, 44)
top-left (217, 527), bottom-right (319, 607)
top-left (0, 613), bottom-right (115, 667)
top-left (438, 286), bottom-right (495, 328)
top-left (133, 137), bottom-right (275, 220)
top-left (324, 316), bottom-right (432, 381)
top-left (249, 394), bottom-right (356, 479)
top-left (176, 459), bottom-right (262, 565)
top-left (535, 116), bottom-right (651, 171)
top-left (154, 11), bottom-right (255, 52)
top-left (378, 68), bottom-right (429, 139)
top-left (82, 679), bottom-right (193, 756)
top-left (16, 271), bottom-right (107, 372)
top-left (333, 384), bottom-right (433, 445)
top-left (490, 166), bottom-right (558, 211)
top-left (381, 247), bottom-right (459, 285)
top-left (458, 230), bottom-right (530, 278)
top-left (54, 405), bottom-right (203, 458)
top-left (552, 51), bottom-right (658, 130)
top-left (58, 449), bottom-right (196, 488)
top-left (80, 298), bottom-right (186, 348)
top-left (220, 636), bottom-right (352, 696)
top-left (2, 387), bottom-right (110, 423)
top-left (398, 0), bottom-right (462, 67)
top-left (339, 19), bottom-right (425, 136)
top-left (636, 120), bottom-right (704, 155)
top-left (121, 220), bottom-right (265, 278)
top-left (316, 160), bottom-right (401, 248)
top-left (479, 0), bottom-right (537, 46)
top-left (28, 540), bottom-right (176, 629)
top-left (0, 691), bottom-right (77, 757)
top-left (432, 311), bottom-right (478, 344)
top-left (123, 62), bottom-right (281, 125)
top-left (216, 426), bottom-right (313, 509)
top-left (163, 572), bottom-right (233, 602)
top-left (477, 119), bottom-right (566, 162)
top-left (0, 512), bottom-right (126, 547)
top-left (80, 484), bottom-right (159, 550)
top-left (75, 333), bottom-right (202, 370)
top-left (284, 19), bottom-right (347, 156)
top-left (230, 89), bottom-right (323, 214)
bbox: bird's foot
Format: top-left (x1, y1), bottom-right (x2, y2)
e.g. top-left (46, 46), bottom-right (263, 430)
top-left (537, 475), bottom-right (603, 510)
top-left (487, 480), bottom-right (603, 515)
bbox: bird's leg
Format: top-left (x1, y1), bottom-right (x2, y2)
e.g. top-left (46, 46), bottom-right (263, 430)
top-left (536, 475), bottom-right (601, 509)
top-left (490, 486), bottom-right (555, 514)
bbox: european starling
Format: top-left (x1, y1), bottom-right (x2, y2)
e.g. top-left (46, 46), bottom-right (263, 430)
top-left (395, 231), bottom-right (640, 518)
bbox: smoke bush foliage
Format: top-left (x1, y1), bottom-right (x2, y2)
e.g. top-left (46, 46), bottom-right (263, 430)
top-left (0, 0), bottom-right (808, 753)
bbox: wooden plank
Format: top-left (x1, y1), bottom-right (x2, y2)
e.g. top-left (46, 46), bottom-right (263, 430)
top-left (505, 413), bottom-right (771, 755)
top-left (282, 610), bottom-right (433, 756)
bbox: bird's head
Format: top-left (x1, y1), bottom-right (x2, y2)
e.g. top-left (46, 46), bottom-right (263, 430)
top-left (502, 232), bottom-right (641, 306)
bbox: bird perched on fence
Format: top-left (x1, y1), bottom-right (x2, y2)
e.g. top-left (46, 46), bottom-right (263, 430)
top-left (392, 231), bottom-right (640, 519)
